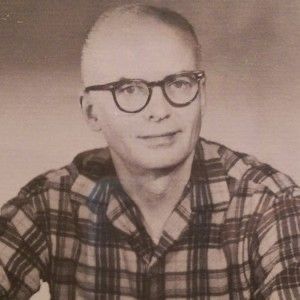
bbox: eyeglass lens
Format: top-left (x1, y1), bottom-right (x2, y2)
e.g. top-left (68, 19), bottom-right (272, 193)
top-left (115, 81), bottom-right (149, 112)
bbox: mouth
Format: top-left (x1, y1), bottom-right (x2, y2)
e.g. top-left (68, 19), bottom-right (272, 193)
top-left (138, 130), bottom-right (181, 139)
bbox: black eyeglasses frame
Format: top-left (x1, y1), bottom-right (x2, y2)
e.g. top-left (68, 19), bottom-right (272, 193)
top-left (81, 70), bottom-right (205, 113)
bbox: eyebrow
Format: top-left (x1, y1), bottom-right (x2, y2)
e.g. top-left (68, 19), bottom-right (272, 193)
top-left (117, 70), bottom-right (194, 82)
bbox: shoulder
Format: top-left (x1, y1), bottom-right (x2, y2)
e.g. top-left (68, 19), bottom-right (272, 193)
top-left (22, 147), bottom-right (115, 196)
top-left (199, 137), bottom-right (298, 196)
top-left (1, 148), bottom-right (115, 219)
top-left (1, 165), bottom-right (74, 220)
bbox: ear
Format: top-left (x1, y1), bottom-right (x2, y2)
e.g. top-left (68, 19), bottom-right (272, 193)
top-left (80, 93), bottom-right (102, 131)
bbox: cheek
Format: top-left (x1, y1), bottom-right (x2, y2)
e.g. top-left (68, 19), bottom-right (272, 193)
top-left (94, 105), bottom-right (136, 143)
top-left (101, 117), bottom-right (127, 141)
top-left (92, 97), bottom-right (122, 130)
top-left (179, 104), bottom-right (202, 133)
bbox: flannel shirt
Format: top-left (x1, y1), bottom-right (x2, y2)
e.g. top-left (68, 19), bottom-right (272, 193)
top-left (0, 138), bottom-right (299, 299)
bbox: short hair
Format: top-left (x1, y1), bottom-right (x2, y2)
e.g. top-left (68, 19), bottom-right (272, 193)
top-left (81, 4), bottom-right (201, 74)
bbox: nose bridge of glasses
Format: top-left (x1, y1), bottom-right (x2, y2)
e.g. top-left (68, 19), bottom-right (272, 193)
top-left (148, 79), bottom-right (169, 102)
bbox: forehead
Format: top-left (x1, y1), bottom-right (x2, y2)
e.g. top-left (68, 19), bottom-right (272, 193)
top-left (82, 16), bottom-right (197, 85)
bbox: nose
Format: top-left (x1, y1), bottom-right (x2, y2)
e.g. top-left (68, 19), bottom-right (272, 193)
top-left (144, 86), bottom-right (171, 122)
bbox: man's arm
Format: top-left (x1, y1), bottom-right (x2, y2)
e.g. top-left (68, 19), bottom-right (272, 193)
top-left (251, 186), bottom-right (300, 299)
top-left (0, 190), bottom-right (49, 299)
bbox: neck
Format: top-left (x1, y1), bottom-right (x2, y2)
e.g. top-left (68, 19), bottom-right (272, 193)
top-left (110, 151), bottom-right (194, 220)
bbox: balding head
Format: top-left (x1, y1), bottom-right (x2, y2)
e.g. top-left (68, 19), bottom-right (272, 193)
top-left (81, 4), bottom-right (201, 86)
top-left (79, 4), bottom-right (205, 171)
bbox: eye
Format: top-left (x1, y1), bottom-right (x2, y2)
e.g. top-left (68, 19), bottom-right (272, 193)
top-left (169, 78), bottom-right (192, 89)
top-left (118, 84), bottom-right (138, 94)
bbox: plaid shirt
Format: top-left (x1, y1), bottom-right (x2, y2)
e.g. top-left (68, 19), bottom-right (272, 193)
top-left (0, 138), bottom-right (299, 299)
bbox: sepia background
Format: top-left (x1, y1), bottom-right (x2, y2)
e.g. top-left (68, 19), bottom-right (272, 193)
top-left (0, 0), bottom-right (299, 298)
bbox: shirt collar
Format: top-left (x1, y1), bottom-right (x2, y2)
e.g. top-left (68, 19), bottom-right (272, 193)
top-left (70, 139), bottom-right (231, 211)
top-left (189, 140), bottom-right (231, 211)
top-left (69, 139), bottom-right (231, 263)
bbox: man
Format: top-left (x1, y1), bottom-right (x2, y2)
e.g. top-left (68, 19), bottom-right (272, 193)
top-left (0, 4), bottom-right (299, 299)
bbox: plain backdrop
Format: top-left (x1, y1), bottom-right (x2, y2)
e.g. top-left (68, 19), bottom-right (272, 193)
top-left (0, 0), bottom-right (299, 298)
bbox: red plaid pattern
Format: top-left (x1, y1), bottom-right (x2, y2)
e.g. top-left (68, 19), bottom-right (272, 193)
top-left (0, 138), bottom-right (299, 299)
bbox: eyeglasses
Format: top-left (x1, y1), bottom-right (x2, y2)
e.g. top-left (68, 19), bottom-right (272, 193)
top-left (81, 70), bottom-right (205, 113)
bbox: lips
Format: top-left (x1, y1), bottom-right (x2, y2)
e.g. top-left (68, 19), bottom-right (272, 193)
top-left (138, 130), bottom-right (181, 139)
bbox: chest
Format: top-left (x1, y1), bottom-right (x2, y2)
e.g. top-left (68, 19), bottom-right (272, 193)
top-left (48, 217), bottom-right (253, 299)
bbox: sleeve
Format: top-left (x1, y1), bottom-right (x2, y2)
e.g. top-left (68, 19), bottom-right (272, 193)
top-left (251, 186), bottom-right (300, 299)
top-left (0, 192), bottom-right (50, 299)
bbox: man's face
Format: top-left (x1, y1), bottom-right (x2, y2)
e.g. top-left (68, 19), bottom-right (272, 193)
top-left (82, 18), bottom-right (203, 171)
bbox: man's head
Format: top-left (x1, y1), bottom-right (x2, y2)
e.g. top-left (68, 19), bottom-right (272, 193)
top-left (81, 4), bottom-right (205, 172)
